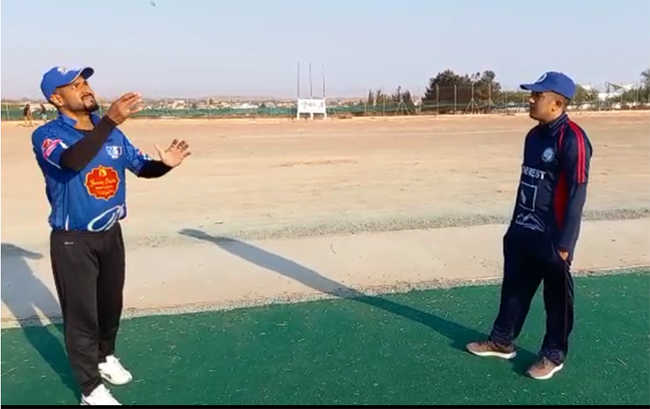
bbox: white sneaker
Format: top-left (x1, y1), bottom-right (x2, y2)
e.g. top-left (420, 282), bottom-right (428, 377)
top-left (81, 384), bottom-right (121, 405)
top-left (99, 355), bottom-right (133, 386)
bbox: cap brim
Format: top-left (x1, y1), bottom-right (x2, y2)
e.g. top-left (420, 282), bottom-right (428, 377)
top-left (520, 83), bottom-right (549, 92)
top-left (76, 66), bottom-right (94, 81)
top-left (61, 67), bottom-right (94, 89)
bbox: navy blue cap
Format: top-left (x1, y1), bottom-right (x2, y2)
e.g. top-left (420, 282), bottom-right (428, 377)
top-left (520, 71), bottom-right (576, 100)
top-left (40, 66), bottom-right (94, 101)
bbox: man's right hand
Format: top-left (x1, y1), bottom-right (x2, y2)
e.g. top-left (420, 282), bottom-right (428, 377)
top-left (105, 92), bottom-right (143, 125)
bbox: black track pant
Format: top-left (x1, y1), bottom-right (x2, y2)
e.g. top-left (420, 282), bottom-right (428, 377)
top-left (50, 223), bottom-right (125, 396)
top-left (489, 229), bottom-right (575, 365)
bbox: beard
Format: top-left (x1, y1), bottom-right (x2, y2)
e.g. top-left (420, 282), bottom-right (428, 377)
top-left (82, 95), bottom-right (99, 112)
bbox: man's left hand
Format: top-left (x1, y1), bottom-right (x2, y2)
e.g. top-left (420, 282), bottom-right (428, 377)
top-left (155, 139), bottom-right (191, 168)
top-left (558, 250), bottom-right (569, 261)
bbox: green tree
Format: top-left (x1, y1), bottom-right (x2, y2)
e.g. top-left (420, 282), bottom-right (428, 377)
top-left (402, 90), bottom-right (416, 113)
top-left (500, 90), bottom-right (529, 107)
top-left (374, 89), bottom-right (390, 106)
top-left (641, 68), bottom-right (650, 89)
top-left (639, 68), bottom-right (650, 104)
top-left (392, 86), bottom-right (416, 114)
top-left (472, 70), bottom-right (501, 108)
top-left (421, 69), bottom-right (501, 113)
top-left (572, 85), bottom-right (599, 106)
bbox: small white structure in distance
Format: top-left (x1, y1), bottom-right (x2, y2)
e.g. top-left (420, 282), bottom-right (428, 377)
top-left (296, 62), bottom-right (328, 120)
top-left (297, 98), bottom-right (327, 120)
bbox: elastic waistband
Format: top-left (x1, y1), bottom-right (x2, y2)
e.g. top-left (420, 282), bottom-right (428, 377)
top-left (51, 221), bottom-right (121, 236)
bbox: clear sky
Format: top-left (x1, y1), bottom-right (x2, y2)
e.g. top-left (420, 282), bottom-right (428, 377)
top-left (2, 0), bottom-right (648, 99)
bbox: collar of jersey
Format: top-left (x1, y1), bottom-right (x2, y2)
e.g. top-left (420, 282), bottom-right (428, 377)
top-left (538, 112), bottom-right (568, 135)
top-left (56, 112), bottom-right (102, 129)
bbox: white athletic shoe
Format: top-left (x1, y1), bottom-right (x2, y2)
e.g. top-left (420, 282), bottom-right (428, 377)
top-left (80, 384), bottom-right (121, 405)
top-left (99, 355), bottom-right (133, 386)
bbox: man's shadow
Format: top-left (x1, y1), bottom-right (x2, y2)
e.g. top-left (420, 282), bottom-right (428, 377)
top-left (1, 243), bottom-right (77, 393)
top-left (179, 229), bottom-right (537, 374)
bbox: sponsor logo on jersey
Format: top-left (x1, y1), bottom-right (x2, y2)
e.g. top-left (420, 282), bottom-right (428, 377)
top-left (87, 204), bottom-right (125, 232)
top-left (515, 213), bottom-right (545, 232)
top-left (522, 165), bottom-right (547, 180)
top-left (85, 165), bottom-right (120, 200)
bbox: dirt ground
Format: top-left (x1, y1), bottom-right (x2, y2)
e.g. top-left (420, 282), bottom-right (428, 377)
top-left (3, 111), bottom-right (649, 248)
top-left (1, 111), bottom-right (649, 324)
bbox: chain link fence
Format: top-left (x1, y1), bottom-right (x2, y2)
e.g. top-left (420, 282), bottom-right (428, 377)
top-left (4, 84), bottom-right (649, 121)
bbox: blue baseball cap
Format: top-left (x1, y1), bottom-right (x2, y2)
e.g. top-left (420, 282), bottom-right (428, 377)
top-left (520, 71), bottom-right (576, 100)
top-left (40, 66), bottom-right (94, 101)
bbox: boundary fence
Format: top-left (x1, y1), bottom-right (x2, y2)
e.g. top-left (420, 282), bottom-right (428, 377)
top-left (4, 84), bottom-right (649, 121)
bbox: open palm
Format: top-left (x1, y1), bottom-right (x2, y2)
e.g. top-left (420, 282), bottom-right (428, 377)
top-left (155, 139), bottom-right (191, 168)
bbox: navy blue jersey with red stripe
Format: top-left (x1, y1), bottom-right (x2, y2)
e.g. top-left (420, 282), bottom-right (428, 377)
top-left (509, 112), bottom-right (592, 252)
top-left (31, 113), bottom-right (153, 232)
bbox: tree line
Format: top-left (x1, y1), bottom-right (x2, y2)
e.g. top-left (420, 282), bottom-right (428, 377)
top-left (360, 68), bottom-right (650, 114)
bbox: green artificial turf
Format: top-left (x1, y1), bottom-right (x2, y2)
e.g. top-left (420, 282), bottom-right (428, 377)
top-left (2, 271), bottom-right (649, 405)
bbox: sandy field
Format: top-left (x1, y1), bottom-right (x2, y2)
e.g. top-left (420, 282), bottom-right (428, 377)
top-left (2, 111), bottom-right (650, 326)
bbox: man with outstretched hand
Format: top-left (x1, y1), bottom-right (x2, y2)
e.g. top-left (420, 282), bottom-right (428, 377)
top-left (31, 66), bottom-right (191, 405)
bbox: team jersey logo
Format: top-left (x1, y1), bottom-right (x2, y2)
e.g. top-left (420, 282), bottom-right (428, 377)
top-left (541, 147), bottom-right (555, 163)
top-left (85, 166), bottom-right (120, 200)
top-left (106, 145), bottom-right (123, 159)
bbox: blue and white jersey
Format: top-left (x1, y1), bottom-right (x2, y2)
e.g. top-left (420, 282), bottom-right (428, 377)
top-left (32, 113), bottom-right (152, 232)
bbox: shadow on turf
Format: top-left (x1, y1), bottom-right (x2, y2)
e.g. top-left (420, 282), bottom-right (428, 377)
top-left (179, 229), bottom-right (538, 375)
top-left (1, 243), bottom-right (77, 394)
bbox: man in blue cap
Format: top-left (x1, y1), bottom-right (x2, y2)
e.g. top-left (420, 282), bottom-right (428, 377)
top-left (32, 66), bottom-right (192, 405)
top-left (466, 71), bottom-right (593, 380)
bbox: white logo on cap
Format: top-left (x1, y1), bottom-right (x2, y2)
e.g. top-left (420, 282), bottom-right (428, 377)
top-left (57, 66), bottom-right (70, 74)
top-left (535, 73), bottom-right (547, 84)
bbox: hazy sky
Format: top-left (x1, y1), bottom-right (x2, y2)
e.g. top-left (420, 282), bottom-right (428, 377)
top-left (2, 0), bottom-right (648, 99)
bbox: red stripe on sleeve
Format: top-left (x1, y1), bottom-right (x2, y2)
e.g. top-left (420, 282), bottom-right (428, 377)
top-left (554, 124), bottom-right (569, 228)
top-left (568, 121), bottom-right (586, 183)
top-left (558, 124), bottom-right (566, 149)
top-left (554, 172), bottom-right (569, 229)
